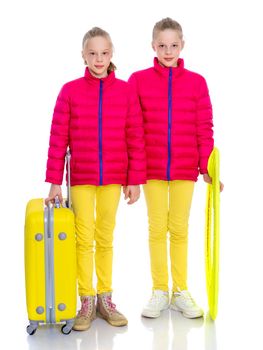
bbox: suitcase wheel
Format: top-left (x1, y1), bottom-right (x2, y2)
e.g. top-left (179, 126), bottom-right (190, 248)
top-left (26, 325), bottom-right (37, 335)
top-left (61, 324), bottom-right (72, 335)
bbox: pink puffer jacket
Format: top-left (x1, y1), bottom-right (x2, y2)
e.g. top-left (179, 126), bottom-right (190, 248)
top-left (128, 58), bottom-right (214, 182)
top-left (46, 68), bottom-right (146, 186)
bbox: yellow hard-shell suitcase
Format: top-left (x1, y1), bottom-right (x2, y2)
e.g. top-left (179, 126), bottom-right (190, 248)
top-left (25, 152), bottom-right (77, 335)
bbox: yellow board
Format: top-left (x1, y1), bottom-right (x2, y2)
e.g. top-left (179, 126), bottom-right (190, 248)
top-left (25, 199), bottom-right (76, 327)
top-left (205, 147), bottom-right (220, 320)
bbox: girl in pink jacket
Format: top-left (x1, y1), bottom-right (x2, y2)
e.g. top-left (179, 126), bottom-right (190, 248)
top-left (129, 18), bottom-right (223, 319)
top-left (45, 27), bottom-right (146, 330)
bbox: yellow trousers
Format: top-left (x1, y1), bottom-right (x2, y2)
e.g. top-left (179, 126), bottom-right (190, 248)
top-left (71, 184), bottom-right (121, 296)
top-left (143, 180), bottom-right (194, 292)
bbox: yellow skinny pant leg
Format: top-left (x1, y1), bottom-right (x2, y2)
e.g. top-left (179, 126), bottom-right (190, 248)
top-left (143, 180), bottom-right (169, 291)
top-left (95, 185), bottom-right (121, 294)
top-left (71, 185), bottom-right (96, 296)
top-left (71, 184), bottom-right (121, 296)
top-left (169, 180), bottom-right (194, 292)
top-left (143, 180), bottom-right (194, 292)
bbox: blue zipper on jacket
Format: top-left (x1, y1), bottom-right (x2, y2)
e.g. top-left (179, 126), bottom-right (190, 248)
top-left (167, 68), bottom-right (172, 181)
top-left (98, 80), bottom-right (103, 185)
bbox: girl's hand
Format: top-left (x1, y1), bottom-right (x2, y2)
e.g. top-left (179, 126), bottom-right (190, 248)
top-left (123, 185), bottom-right (140, 205)
top-left (203, 174), bottom-right (224, 192)
top-left (45, 184), bottom-right (63, 205)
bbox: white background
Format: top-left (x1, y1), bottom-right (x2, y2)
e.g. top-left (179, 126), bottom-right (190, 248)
top-left (0, 0), bottom-right (263, 349)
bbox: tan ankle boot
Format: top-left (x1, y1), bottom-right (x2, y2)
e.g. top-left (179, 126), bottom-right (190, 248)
top-left (73, 296), bottom-right (96, 331)
top-left (96, 292), bottom-right (128, 327)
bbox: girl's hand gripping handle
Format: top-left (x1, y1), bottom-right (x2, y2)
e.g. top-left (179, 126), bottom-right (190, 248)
top-left (45, 184), bottom-right (63, 206)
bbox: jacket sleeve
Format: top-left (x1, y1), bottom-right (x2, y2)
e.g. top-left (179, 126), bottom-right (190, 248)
top-left (128, 73), bottom-right (138, 92)
top-left (196, 76), bottom-right (214, 174)
top-left (45, 85), bottom-right (70, 185)
top-left (125, 82), bottom-right (146, 185)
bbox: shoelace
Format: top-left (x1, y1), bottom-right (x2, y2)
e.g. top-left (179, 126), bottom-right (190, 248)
top-left (78, 297), bottom-right (92, 316)
top-left (148, 293), bottom-right (167, 305)
top-left (175, 291), bottom-right (195, 307)
top-left (105, 296), bottom-right (116, 312)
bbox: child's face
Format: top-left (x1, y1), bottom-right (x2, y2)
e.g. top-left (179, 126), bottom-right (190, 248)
top-left (152, 29), bottom-right (184, 68)
top-left (82, 36), bottom-right (113, 78)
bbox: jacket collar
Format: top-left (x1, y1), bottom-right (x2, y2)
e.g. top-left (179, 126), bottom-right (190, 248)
top-left (84, 67), bottom-right (116, 86)
top-left (153, 57), bottom-right (184, 78)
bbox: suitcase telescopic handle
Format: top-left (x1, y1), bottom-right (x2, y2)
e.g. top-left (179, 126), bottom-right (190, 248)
top-left (66, 150), bottom-right (71, 209)
top-left (47, 150), bottom-right (71, 209)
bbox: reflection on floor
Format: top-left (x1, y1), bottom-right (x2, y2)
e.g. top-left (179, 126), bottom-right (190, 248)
top-left (26, 310), bottom-right (217, 350)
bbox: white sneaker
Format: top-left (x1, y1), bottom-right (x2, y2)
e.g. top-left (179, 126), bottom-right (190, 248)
top-left (142, 290), bottom-right (169, 318)
top-left (170, 290), bottom-right (204, 318)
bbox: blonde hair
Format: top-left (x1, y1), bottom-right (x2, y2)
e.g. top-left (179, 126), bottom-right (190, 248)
top-left (82, 27), bottom-right (116, 73)
top-left (152, 18), bottom-right (183, 41)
